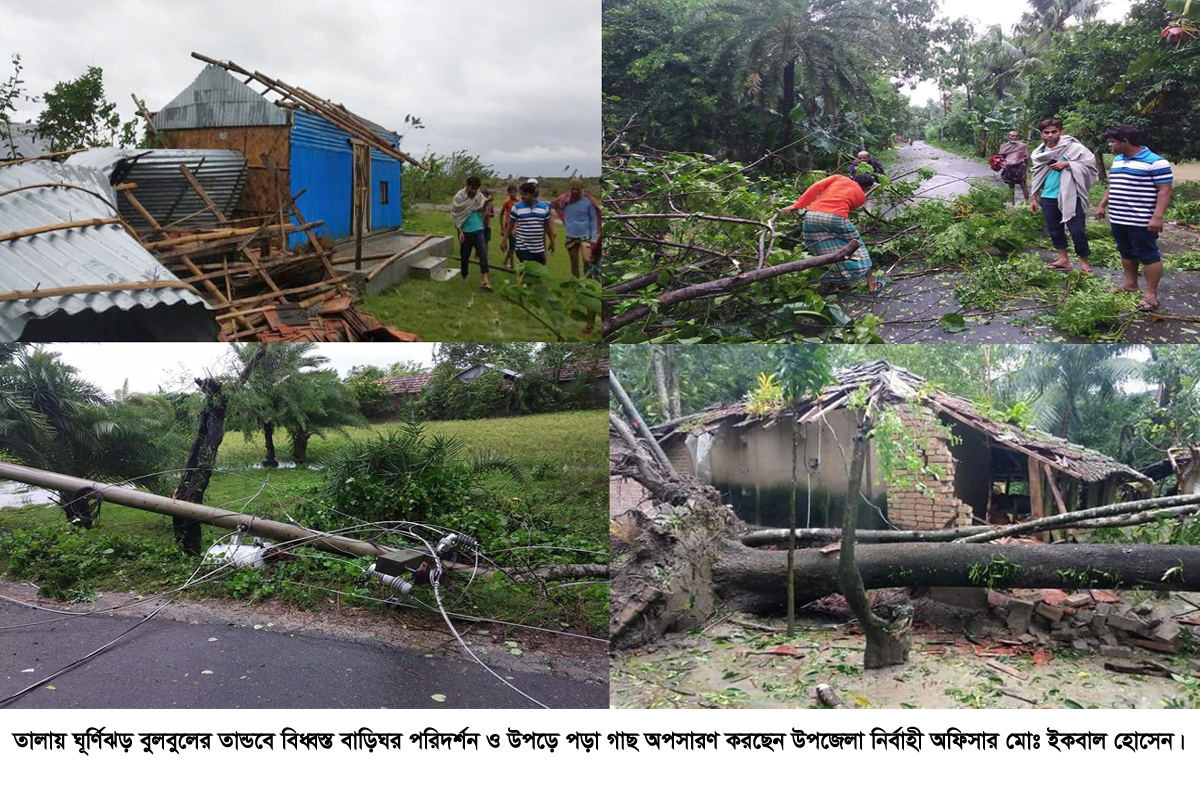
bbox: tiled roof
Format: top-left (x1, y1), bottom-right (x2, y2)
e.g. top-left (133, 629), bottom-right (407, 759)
top-left (378, 374), bottom-right (431, 393)
top-left (653, 360), bottom-right (1149, 486)
top-left (557, 358), bottom-right (609, 381)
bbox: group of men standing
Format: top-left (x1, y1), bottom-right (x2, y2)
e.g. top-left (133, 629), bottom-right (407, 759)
top-left (450, 177), bottom-right (601, 292)
top-left (996, 120), bottom-right (1174, 311)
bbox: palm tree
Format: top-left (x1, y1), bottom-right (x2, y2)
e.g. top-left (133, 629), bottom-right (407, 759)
top-left (1018, 0), bottom-right (1102, 55)
top-left (228, 343), bottom-right (328, 467)
top-left (283, 370), bottom-right (367, 463)
top-left (693, 0), bottom-right (881, 155)
top-left (1001, 345), bottom-right (1144, 441)
top-left (0, 347), bottom-right (180, 525)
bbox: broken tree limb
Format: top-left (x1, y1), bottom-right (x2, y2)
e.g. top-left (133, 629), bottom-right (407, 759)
top-left (602, 240), bottom-right (861, 337)
top-left (0, 461), bottom-right (420, 563)
top-left (611, 371), bottom-right (674, 474)
top-left (836, 408), bottom-right (911, 668)
top-left (714, 541), bottom-right (1200, 613)
top-left (742, 502), bottom-right (1200, 547)
top-left (954, 493), bottom-right (1200, 544)
top-left (172, 344), bottom-right (266, 555)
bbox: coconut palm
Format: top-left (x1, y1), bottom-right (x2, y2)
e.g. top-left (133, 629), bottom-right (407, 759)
top-left (283, 370), bottom-right (367, 464)
top-left (0, 347), bottom-right (181, 525)
top-left (228, 343), bottom-right (328, 467)
top-left (1000, 345), bottom-right (1144, 441)
top-left (692, 0), bottom-right (883, 154)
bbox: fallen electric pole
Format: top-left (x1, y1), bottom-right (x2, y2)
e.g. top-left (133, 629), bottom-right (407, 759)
top-left (0, 460), bottom-right (424, 565)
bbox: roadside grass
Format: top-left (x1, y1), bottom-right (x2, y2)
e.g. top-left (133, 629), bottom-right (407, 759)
top-left (0, 411), bottom-right (608, 637)
top-left (360, 209), bottom-right (598, 342)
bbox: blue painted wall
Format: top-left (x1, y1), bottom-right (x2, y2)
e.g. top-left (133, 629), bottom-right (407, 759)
top-left (289, 110), bottom-right (403, 248)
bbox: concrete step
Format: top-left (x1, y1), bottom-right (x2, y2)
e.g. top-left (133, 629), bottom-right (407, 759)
top-left (408, 255), bottom-right (455, 281)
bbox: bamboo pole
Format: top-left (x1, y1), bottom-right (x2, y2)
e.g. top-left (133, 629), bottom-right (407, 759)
top-left (365, 234), bottom-right (435, 282)
top-left (0, 217), bottom-right (121, 244)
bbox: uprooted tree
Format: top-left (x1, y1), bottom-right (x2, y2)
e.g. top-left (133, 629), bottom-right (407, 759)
top-left (611, 383), bottom-right (1200, 667)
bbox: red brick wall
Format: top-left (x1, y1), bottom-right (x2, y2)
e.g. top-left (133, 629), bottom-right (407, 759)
top-left (885, 405), bottom-right (975, 530)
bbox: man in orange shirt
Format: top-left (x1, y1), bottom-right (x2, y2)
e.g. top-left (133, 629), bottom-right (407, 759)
top-left (778, 173), bottom-right (884, 294)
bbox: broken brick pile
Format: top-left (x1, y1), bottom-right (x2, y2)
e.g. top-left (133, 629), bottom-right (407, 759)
top-left (983, 588), bottom-right (1195, 659)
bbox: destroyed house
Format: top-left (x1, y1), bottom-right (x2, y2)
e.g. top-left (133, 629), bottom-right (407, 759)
top-left (152, 61), bottom-right (413, 248)
top-left (633, 361), bottom-right (1151, 530)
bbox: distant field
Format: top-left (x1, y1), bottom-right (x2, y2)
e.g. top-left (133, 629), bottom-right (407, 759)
top-left (1175, 163), bottom-right (1200, 182)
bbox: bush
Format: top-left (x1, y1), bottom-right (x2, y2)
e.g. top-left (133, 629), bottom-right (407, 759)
top-left (317, 423), bottom-right (475, 524)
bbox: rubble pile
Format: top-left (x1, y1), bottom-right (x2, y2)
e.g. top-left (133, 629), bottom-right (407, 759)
top-left (942, 585), bottom-right (1200, 659)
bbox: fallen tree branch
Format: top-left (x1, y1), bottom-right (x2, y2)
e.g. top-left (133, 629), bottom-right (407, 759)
top-left (603, 240), bottom-right (860, 337)
top-left (742, 502), bottom-right (1200, 547)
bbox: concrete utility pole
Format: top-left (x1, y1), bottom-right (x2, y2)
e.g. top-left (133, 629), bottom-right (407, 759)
top-left (0, 461), bottom-right (424, 565)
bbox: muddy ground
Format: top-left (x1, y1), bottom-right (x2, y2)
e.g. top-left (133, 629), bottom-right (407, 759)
top-left (611, 591), bottom-right (1200, 710)
top-left (838, 142), bottom-right (1200, 344)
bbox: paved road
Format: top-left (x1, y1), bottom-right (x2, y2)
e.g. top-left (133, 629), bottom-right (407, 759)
top-left (839, 141), bottom-right (1200, 343)
top-left (888, 139), bottom-right (996, 202)
top-left (0, 595), bottom-right (608, 710)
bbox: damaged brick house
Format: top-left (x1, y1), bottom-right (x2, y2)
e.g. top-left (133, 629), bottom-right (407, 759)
top-left (612, 361), bottom-right (1151, 530)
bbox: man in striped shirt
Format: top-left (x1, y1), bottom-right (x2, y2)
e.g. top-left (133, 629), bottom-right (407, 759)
top-left (508, 180), bottom-right (556, 265)
top-left (1095, 125), bottom-right (1174, 311)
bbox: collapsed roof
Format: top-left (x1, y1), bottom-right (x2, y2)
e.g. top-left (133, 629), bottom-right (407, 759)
top-left (653, 360), bottom-right (1151, 486)
top-left (0, 160), bottom-right (217, 341)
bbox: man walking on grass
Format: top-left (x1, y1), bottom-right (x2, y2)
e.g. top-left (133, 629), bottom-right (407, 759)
top-left (1095, 124), bottom-right (1174, 312)
top-left (998, 130), bottom-right (1030, 206)
top-left (554, 179), bottom-right (601, 278)
top-left (509, 179), bottom-right (555, 266)
top-left (500, 183), bottom-right (520, 268)
top-left (450, 176), bottom-right (491, 290)
top-left (1030, 118), bottom-right (1098, 274)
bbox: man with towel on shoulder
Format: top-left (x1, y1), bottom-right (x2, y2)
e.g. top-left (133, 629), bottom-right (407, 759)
top-left (1029, 118), bottom-right (1099, 273)
top-left (451, 176), bottom-right (492, 290)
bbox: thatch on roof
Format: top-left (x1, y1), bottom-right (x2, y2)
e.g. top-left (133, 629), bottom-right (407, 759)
top-left (653, 360), bottom-right (1150, 487)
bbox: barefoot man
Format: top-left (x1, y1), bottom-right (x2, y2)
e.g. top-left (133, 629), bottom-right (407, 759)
top-left (998, 130), bottom-right (1030, 206)
top-left (450, 176), bottom-right (491, 289)
top-left (779, 173), bottom-right (885, 294)
top-left (1095, 124), bottom-right (1174, 312)
top-left (1030, 119), bottom-right (1098, 273)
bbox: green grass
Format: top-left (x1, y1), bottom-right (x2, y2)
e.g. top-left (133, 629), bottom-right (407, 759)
top-left (361, 209), bottom-right (598, 342)
top-left (218, 410), bottom-right (608, 468)
top-left (0, 411), bottom-right (608, 636)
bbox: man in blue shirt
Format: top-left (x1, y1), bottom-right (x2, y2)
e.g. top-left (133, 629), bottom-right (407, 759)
top-left (1095, 125), bottom-right (1174, 311)
top-left (508, 180), bottom-right (555, 265)
top-left (554, 179), bottom-right (601, 278)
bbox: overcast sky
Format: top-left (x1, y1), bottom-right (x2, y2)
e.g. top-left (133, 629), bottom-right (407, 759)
top-left (1, 0), bottom-right (600, 177)
top-left (902, 0), bottom-right (1126, 105)
top-left (46, 344), bottom-right (437, 396)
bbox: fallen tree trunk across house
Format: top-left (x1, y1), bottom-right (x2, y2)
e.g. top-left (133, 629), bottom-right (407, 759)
top-left (716, 541), bottom-right (1200, 614)
top-left (612, 416), bottom-right (1200, 648)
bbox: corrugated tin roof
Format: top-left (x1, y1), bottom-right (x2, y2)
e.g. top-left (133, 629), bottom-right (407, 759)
top-left (153, 65), bottom-right (289, 129)
top-left (66, 148), bottom-right (247, 234)
top-left (0, 122), bottom-right (52, 160)
top-left (0, 160), bottom-right (216, 341)
top-left (652, 360), bottom-right (1149, 486)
